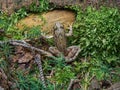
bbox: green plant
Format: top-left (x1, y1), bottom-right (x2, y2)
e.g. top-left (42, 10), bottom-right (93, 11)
top-left (9, 8), bottom-right (27, 26)
top-left (29, 0), bottom-right (49, 13)
top-left (54, 66), bottom-right (75, 84)
top-left (0, 3), bottom-right (120, 90)
top-left (24, 26), bottom-right (41, 39)
top-left (0, 12), bottom-right (9, 30)
top-left (0, 8), bottom-right (28, 40)
top-left (13, 71), bottom-right (45, 90)
top-left (12, 68), bottom-right (56, 90)
top-left (67, 6), bottom-right (120, 89)
top-left (69, 6), bottom-right (120, 65)
top-left (0, 58), bottom-right (8, 71)
top-left (73, 57), bottom-right (111, 90)
top-left (0, 42), bottom-right (12, 59)
top-left (48, 56), bottom-right (75, 89)
top-left (5, 8), bottom-right (28, 31)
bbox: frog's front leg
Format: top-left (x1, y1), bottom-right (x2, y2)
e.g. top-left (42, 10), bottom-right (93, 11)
top-left (65, 24), bottom-right (73, 37)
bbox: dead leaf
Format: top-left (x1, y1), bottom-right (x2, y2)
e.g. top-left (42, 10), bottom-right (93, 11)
top-left (18, 53), bottom-right (33, 63)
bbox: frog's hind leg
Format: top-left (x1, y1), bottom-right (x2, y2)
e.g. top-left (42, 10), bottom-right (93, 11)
top-left (65, 46), bottom-right (81, 63)
top-left (49, 47), bottom-right (61, 56)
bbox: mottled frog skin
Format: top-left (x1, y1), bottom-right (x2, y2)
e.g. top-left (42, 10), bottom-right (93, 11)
top-left (53, 22), bottom-right (67, 55)
top-left (49, 22), bottom-right (81, 62)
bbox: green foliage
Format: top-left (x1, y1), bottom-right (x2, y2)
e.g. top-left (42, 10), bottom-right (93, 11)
top-left (48, 56), bottom-right (75, 89)
top-left (0, 8), bottom-right (28, 40)
top-left (8, 8), bottom-right (28, 29)
top-left (24, 26), bottom-right (41, 39)
top-left (54, 66), bottom-right (75, 84)
top-left (70, 6), bottom-right (120, 64)
top-left (0, 58), bottom-right (8, 71)
top-left (67, 6), bottom-right (120, 88)
top-left (73, 57), bottom-right (115, 89)
top-left (12, 69), bottom-right (56, 90)
top-left (6, 9), bottom-right (28, 39)
top-left (0, 9), bottom-right (42, 40)
top-left (0, 42), bottom-right (12, 59)
top-left (74, 58), bottom-right (110, 80)
top-left (51, 55), bottom-right (66, 68)
top-left (29, 0), bottom-right (49, 13)
top-left (13, 71), bottom-right (45, 90)
top-left (0, 13), bottom-right (7, 30)
top-left (111, 67), bottom-right (120, 82)
top-left (0, 3), bottom-right (120, 90)
top-left (0, 8), bottom-right (28, 30)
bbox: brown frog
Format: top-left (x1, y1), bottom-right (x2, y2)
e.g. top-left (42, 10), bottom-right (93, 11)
top-left (49, 22), bottom-right (80, 62)
top-left (53, 22), bottom-right (67, 55)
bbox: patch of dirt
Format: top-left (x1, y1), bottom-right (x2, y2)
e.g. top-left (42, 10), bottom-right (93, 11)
top-left (17, 10), bottom-right (75, 36)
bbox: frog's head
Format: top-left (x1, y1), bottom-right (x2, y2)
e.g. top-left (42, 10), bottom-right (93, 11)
top-left (54, 22), bottom-right (64, 30)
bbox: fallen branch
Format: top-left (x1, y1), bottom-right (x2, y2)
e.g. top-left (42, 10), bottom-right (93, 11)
top-left (0, 40), bottom-right (29, 45)
top-left (0, 40), bottom-right (53, 57)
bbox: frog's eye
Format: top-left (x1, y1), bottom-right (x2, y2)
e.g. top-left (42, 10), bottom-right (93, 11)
top-left (60, 25), bottom-right (64, 29)
top-left (54, 26), bottom-right (57, 30)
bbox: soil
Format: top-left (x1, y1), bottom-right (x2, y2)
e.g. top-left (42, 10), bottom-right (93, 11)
top-left (17, 10), bottom-right (75, 36)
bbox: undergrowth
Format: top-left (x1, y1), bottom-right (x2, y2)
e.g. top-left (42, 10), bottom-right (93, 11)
top-left (0, 0), bottom-right (49, 40)
top-left (71, 6), bottom-right (120, 65)
top-left (29, 0), bottom-right (49, 13)
top-left (68, 5), bottom-right (120, 85)
top-left (0, 3), bottom-right (120, 90)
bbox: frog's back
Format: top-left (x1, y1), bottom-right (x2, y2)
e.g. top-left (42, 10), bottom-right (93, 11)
top-left (53, 22), bottom-right (67, 54)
